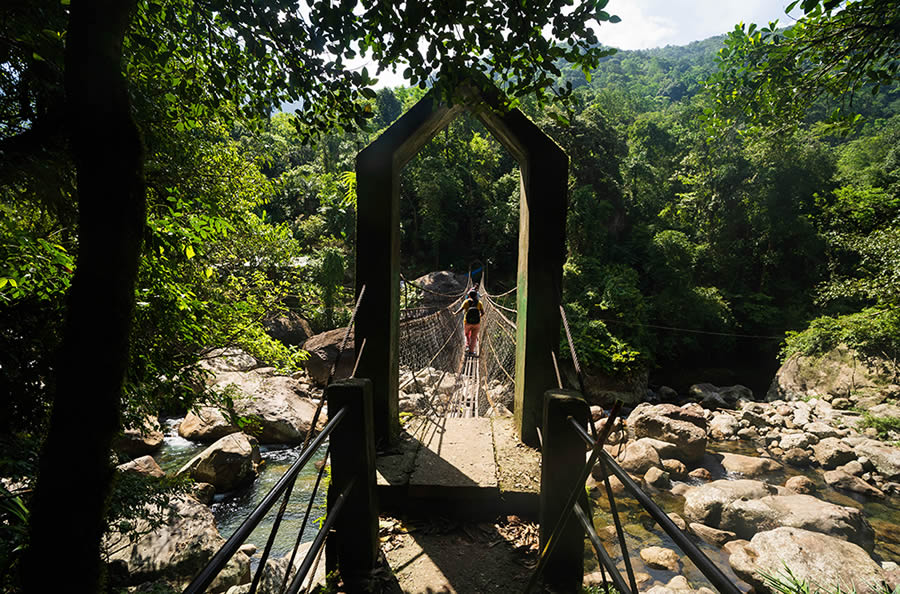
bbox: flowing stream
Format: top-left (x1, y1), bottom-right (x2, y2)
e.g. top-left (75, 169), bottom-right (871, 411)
top-left (157, 419), bottom-right (328, 560)
top-left (156, 418), bottom-right (899, 586)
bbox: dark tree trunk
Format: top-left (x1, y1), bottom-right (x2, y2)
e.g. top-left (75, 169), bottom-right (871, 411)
top-left (24, 0), bottom-right (143, 591)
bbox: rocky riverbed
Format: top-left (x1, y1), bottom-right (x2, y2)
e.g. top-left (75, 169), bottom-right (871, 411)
top-left (582, 369), bottom-right (900, 594)
top-left (106, 345), bottom-right (900, 593)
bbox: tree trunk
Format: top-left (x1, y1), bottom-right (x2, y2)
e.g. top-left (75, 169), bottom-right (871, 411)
top-left (24, 0), bottom-right (143, 591)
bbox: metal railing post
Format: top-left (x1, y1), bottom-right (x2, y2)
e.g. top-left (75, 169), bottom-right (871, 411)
top-left (326, 378), bottom-right (378, 592)
top-left (539, 389), bottom-right (590, 592)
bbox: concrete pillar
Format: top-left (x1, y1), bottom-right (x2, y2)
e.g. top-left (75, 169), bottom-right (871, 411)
top-left (539, 389), bottom-right (589, 592)
top-left (511, 121), bottom-right (568, 447)
top-left (355, 147), bottom-right (400, 447)
top-left (326, 379), bottom-right (378, 590)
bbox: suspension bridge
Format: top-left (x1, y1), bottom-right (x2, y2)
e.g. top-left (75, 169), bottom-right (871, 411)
top-left (182, 78), bottom-right (743, 593)
top-left (377, 273), bottom-right (538, 517)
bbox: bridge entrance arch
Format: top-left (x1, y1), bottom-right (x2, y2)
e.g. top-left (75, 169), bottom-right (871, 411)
top-left (355, 80), bottom-right (567, 447)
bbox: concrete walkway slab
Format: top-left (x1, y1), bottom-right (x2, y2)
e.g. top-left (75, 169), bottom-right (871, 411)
top-left (410, 417), bottom-right (497, 489)
top-left (375, 413), bottom-right (541, 518)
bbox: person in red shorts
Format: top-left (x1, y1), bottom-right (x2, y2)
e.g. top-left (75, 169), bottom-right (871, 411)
top-left (455, 289), bottom-right (484, 356)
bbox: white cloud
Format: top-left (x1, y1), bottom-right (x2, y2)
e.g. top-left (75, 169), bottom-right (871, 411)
top-left (595, 3), bottom-right (678, 50)
top-left (595, 0), bottom-right (801, 50)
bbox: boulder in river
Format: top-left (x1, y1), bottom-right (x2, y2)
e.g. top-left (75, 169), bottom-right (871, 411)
top-left (113, 415), bottom-right (164, 457)
top-left (728, 527), bottom-right (884, 594)
top-left (690, 383), bottom-right (752, 409)
top-left (784, 476), bottom-right (817, 494)
top-left (854, 439), bottom-right (900, 481)
top-left (116, 455), bottom-right (165, 479)
top-left (812, 437), bottom-right (857, 469)
top-left (104, 495), bottom-right (250, 592)
top-left (682, 479), bottom-right (777, 527)
top-left (179, 407), bottom-right (238, 443)
top-left (708, 413), bottom-right (740, 440)
top-left (713, 451), bottom-right (783, 477)
top-left (640, 546), bottom-right (681, 572)
top-left (824, 469), bottom-right (885, 498)
top-left (302, 327), bottom-right (355, 386)
top-left (688, 523), bottom-right (736, 547)
top-left (616, 438), bottom-right (662, 475)
top-left (626, 403), bottom-right (708, 462)
top-left (178, 433), bottom-right (262, 492)
top-left (719, 493), bottom-right (875, 552)
top-left (180, 367), bottom-right (325, 444)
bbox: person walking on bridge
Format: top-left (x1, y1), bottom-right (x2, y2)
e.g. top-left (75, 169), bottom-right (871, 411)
top-left (455, 289), bottom-right (484, 356)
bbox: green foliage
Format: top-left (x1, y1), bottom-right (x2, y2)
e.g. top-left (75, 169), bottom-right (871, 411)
top-left (757, 561), bottom-right (898, 594)
top-left (857, 412), bottom-right (900, 440)
top-left (781, 307), bottom-right (900, 365)
top-left (315, 246), bottom-right (347, 329)
top-left (705, 0), bottom-right (900, 133)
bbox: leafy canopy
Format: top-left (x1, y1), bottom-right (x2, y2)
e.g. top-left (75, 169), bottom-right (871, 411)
top-left (704, 0), bottom-right (900, 133)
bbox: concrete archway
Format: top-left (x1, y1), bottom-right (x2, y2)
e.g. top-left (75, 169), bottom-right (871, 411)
top-left (355, 81), bottom-right (568, 447)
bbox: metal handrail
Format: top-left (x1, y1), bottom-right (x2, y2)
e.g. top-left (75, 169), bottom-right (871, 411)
top-left (183, 406), bottom-right (348, 594)
top-left (525, 401), bottom-right (623, 593)
top-left (572, 501), bottom-right (631, 594)
top-left (568, 419), bottom-right (742, 594)
top-left (284, 478), bottom-right (356, 594)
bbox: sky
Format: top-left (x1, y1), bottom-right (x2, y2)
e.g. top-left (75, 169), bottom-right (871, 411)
top-left (371, 0), bottom-right (802, 88)
top-left (595, 0), bottom-right (802, 50)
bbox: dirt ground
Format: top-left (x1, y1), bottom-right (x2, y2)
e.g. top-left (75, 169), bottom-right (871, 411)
top-left (375, 514), bottom-right (542, 593)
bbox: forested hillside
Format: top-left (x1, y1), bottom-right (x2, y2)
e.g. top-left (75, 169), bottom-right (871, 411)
top-left (244, 34), bottom-right (900, 393)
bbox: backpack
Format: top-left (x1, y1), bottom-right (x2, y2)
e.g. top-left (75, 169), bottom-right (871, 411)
top-left (465, 299), bottom-right (481, 324)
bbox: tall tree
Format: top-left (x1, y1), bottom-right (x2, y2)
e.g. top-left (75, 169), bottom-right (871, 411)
top-left (23, 0), bottom-right (144, 591)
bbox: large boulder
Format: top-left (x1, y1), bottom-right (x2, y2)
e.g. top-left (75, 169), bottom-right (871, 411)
top-left (854, 439), bottom-right (900, 480)
top-left (113, 416), bottom-right (165, 457)
top-left (104, 496), bottom-right (250, 592)
top-left (302, 327), bottom-right (354, 386)
top-left (616, 439), bottom-right (663, 475)
top-left (411, 271), bottom-right (465, 305)
top-left (198, 347), bottom-right (261, 373)
top-left (689, 383), bottom-right (752, 409)
top-left (767, 346), bottom-right (898, 402)
top-left (264, 311), bottom-right (314, 347)
top-left (719, 494), bottom-right (875, 552)
top-left (117, 455), bottom-right (165, 479)
top-left (812, 437), bottom-right (857, 469)
top-left (178, 433), bottom-right (262, 492)
top-left (824, 470), bottom-right (885, 498)
top-left (180, 368), bottom-right (325, 444)
top-left (180, 407), bottom-right (239, 442)
top-left (709, 413), bottom-right (740, 440)
top-left (713, 452), bottom-right (783, 477)
top-left (626, 403), bottom-right (708, 462)
top-left (682, 480), bottom-right (777, 527)
top-left (728, 527), bottom-right (884, 594)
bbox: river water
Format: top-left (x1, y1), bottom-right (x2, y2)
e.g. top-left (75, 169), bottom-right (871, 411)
top-left (157, 419), bottom-right (328, 559)
top-left (156, 419), bottom-right (900, 585)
